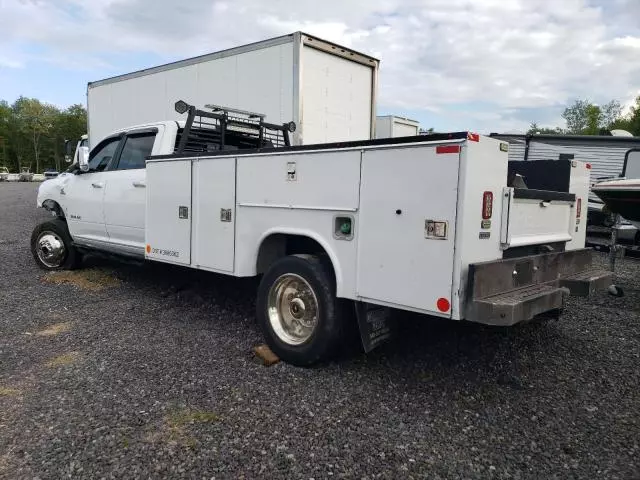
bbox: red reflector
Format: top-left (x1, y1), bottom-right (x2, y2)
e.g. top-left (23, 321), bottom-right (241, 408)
top-left (482, 191), bottom-right (493, 219)
top-left (467, 132), bottom-right (480, 142)
top-left (437, 298), bottom-right (450, 313)
top-left (577, 198), bottom-right (582, 218)
top-left (436, 145), bottom-right (461, 154)
top-left (586, 163), bottom-right (592, 169)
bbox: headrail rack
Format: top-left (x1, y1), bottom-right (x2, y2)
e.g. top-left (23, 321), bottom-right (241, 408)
top-left (174, 100), bottom-right (296, 155)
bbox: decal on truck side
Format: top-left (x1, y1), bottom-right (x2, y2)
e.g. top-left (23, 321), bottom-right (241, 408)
top-left (146, 244), bottom-right (180, 258)
top-left (151, 248), bottom-right (180, 258)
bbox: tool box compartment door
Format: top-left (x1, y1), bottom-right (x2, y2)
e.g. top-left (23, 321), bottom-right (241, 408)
top-left (356, 144), bottom-right (460, 314)
top-left (501, 188), bottom-right (574, 249)
top-left (192, 157), bottom-right (236, 273)
top-left (145, 159), bottom-right (192, 266)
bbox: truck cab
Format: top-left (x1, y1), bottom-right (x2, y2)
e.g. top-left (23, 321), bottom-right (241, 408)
top-left (37, 104), bottom-right (290, 260)
top-left (38, 121), bottom-right (180, 258)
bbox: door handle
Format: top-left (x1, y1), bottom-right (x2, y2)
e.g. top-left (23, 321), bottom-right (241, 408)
top-left (132, 181), bottom-right (146, 188)
top-left (91, 182), bottom-right (104, 188)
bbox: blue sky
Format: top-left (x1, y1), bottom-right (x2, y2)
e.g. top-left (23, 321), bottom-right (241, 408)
top-left (1, 0), bottom-right (639, 134)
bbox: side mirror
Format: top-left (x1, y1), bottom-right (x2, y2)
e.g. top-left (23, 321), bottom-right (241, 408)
top-left (63, 139), bottom-right (74, 163)
top-left (78, 146), bottom-right (90, 172)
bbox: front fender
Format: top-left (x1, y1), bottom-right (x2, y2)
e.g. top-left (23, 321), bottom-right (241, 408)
top-left (36, 175), bottom-right (69, 211)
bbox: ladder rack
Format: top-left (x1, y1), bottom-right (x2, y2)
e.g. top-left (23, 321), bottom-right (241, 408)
top-left (173, 100), bottom-right (296, 155)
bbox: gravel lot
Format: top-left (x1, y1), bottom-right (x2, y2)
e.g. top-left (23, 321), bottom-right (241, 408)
top-left (1, 182), bottom-right (639, 479)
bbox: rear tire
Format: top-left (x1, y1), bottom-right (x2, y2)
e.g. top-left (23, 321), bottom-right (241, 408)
top-left (256, 254), bottom-right (342, 366)
top-left (31, 218), bottom-right (81, 271)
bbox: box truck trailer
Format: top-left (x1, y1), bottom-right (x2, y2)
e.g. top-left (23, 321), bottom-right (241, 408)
top-left (84, 32), bottom-right (378, 150)
top-left (375, 115), bottom-right (420, 138)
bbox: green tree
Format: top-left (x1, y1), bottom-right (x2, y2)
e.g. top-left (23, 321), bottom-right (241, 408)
top-left (527, 122), bottom-right (564, 135)
top-left (0, 97), bottom-right (87, 173)
top-left (628, 96), bottom-right (640, 136)
top-left (561, 99), bottom-right (624, 135)
top-left (610, 96), bottom-right (640, 136)
top-left (0, 101), bottom-right (11, 168)
top-left (13, 97), bottom-right (60, 173)
top-left (49, 104), bottom-right (87, 172)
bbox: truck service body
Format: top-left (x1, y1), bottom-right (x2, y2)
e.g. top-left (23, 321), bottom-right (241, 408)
top-left (34, 104), bottom-right (612, 365)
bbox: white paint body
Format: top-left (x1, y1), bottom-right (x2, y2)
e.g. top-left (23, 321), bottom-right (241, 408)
top-left (143, 135), bottom-right (590, 320)
top-left (38, 128), bottom-right (591, 322)
top-left (375, 116), bottom-right (420, 138)
top-left (87, 32), bottom-right (378, 149)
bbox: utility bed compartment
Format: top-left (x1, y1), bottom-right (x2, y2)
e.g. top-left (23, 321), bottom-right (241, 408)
top-left (501, 187), bottom-right (575, 249)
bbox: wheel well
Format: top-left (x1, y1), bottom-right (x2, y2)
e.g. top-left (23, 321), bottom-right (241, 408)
top-left (257, 234), bottom-right (335, 277)
top-left (42, 200), bottom-right (65, 218)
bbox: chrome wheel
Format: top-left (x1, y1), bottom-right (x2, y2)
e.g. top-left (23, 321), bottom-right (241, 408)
top-left (36, 231), bottom-right (66, 268)
top-left (267, 273), bottom-right (319, 345)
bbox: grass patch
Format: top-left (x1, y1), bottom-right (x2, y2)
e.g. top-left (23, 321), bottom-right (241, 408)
top-left (45, 351), bottom-right (81, 368)
top-left (166, 409), bottom-right (219, 427)
top-left (146, 408), bottom-right (219, 448)
top-left (36, 321), bottom-right (73, 336)
top-left (0, 387), bottom-right (21, 397)
top-left (42, 269), bottom-right (120, 292)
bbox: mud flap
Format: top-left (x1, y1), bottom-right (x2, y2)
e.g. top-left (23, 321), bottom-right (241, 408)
top-left (354, 302), bottom-right (395, 353)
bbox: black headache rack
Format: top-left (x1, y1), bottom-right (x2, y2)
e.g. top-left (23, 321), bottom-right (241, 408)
top-left (172, 100), bottom-right (296, 155)
top-left (151, 102), bottom-right (476, 160)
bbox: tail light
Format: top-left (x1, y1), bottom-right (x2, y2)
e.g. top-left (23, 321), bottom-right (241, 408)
top-left (482, 191), bottom-right (493, 219)
top-left (577, 198), bottom-right (582, 219)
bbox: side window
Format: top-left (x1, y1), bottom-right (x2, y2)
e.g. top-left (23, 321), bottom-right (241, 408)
top-left (88, 137), bottom-right (121, 172)
top-left (116, 133), bottom-right (155, 170)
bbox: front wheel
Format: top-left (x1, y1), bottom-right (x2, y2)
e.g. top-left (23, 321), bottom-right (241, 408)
top-left (256, 254), bottom-right (342, 366)
top-left (30, 219), bottom-right (80, 271)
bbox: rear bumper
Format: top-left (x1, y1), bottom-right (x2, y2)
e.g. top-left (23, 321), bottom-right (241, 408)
top-left (466, 249), bottom-right (612, 326)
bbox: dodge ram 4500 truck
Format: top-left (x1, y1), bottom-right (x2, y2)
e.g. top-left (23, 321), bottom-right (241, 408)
top-left (33, 103), bottom-right (612, 366)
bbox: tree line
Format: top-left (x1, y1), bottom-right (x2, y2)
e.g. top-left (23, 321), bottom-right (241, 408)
top-left (529, 96), bottom-right (640, 136)
top-left (1, 94), bottom-right (638, 173)
top-left (0, 97), bottom-right (86, 174)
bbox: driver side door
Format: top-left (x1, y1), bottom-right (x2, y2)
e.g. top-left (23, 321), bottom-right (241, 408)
top-left (63, 135), bottom-right (123, 245)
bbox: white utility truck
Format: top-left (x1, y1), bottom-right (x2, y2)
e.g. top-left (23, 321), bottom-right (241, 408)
top-left (64, 31), bottom-right (378, 162)
top-left (33, 102), bottom-right (611, 366)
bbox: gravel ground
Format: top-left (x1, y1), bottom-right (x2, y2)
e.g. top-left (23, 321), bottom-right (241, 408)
top-left (1, 182), bottom-right (639, 479)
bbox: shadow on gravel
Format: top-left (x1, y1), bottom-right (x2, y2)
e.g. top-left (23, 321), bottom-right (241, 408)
top-left (77, 252), bottom-right (623, 390)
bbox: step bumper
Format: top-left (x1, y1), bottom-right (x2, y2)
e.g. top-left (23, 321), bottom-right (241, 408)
top-left (466, 249), bottom-right (612, 326)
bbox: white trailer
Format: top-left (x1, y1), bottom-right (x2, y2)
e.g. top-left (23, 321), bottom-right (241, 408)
top-left (87, 32), bottom-right (378, 149)
top-left (375, 115), bottom-right (420, 138)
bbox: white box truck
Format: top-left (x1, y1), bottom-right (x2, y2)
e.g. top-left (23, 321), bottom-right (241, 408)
top-left (34, 104), bottom-right (611, 366)
top-left (85, 32), bottom-right (378, 149)
top-left (375, 115), bottom-right (420, 138)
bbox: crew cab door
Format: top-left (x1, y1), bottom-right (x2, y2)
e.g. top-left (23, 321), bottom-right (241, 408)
top-left (63, 135), bottom-right (122, 244)
top-left (103, 128), bottom-right (159, 255)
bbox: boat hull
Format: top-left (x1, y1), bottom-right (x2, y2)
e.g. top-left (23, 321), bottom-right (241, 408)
top-left (592, 184), bottom-right (640, 224)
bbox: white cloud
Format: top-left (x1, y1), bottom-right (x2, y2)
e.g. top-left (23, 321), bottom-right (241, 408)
top-left (0, 56), bottom-right (23, 69)
top-left (0, 0), bottom-right (638, 132)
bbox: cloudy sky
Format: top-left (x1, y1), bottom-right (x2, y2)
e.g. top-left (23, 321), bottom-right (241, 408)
top-left (1, 0), bottom-right (639, 133)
